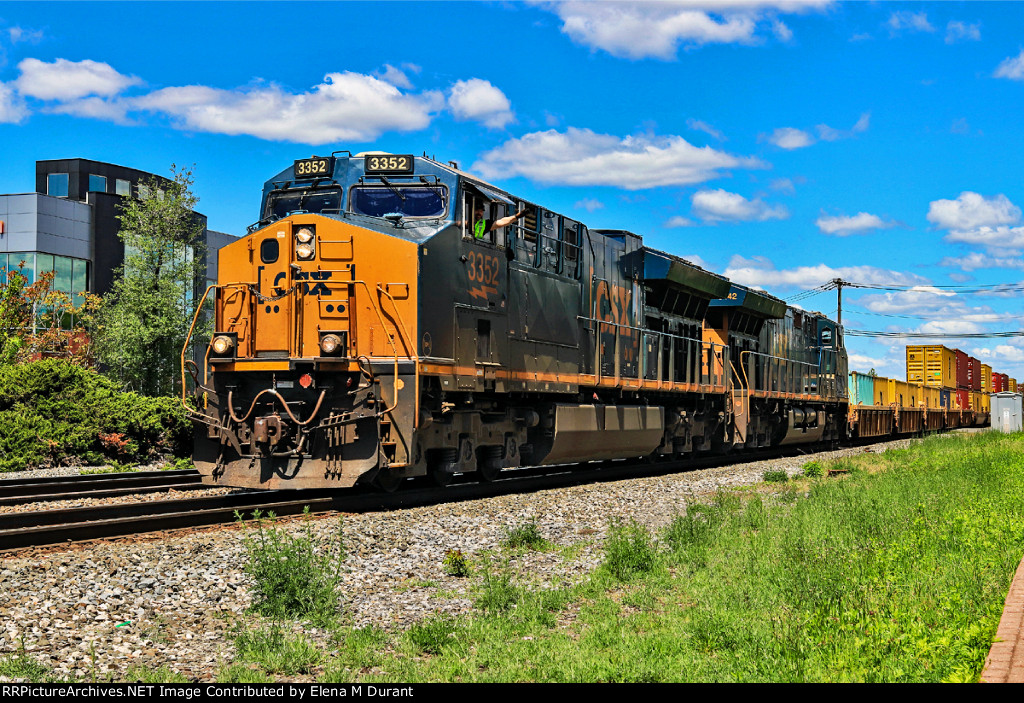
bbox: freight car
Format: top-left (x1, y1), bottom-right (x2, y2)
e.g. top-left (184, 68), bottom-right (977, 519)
top-left (182, 151), bottom-right (964, 492)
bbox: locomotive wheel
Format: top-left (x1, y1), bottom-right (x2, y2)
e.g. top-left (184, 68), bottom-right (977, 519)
top-left (477, 446), bottom-right (503, 482)
top-left (372, 466), bottom-right (404, 493)
top-left (478, 456), bottom-right (502, 482)
top-left (430, 460), bottom-right (457, 487)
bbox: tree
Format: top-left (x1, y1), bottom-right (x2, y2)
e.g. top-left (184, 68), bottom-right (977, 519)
top-left (0, 263), bottom-right (100, 365)
top-left (94, 165), bottom-right (206, 396)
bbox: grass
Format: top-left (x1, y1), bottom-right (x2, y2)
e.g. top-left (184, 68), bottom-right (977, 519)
top-left (307, 431), bottom-right (1024, 683)
top-left (502, 521), bottom-right (548, 550)
top-left (236, 509), bottom-right (345, 626)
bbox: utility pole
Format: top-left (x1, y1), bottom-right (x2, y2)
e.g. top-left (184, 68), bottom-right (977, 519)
top-left (832, 278), bottom-right (843, 325)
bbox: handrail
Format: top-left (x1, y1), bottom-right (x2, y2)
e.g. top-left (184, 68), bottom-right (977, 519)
top-left (179, 282), bottom-right (250, 415)
top-left (376, 283), bottom-right (420, 430)
top-left (576, 315), bottom-right (729, 388)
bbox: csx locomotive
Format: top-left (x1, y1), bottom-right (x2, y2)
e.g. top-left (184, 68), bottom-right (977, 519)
top-left (185, 150), bottom-right (858, 491)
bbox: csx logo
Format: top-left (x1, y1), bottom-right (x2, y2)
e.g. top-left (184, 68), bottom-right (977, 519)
top-left (274, 270), bottom-right (334, 296)
top-left (594, 280), bottom-right (636, 363)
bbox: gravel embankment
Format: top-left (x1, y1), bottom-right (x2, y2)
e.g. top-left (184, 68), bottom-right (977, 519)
top-left (0, 439), bottom-right (921, 682)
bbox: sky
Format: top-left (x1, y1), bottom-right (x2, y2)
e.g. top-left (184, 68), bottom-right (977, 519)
top-left (2, 0), bottom-right (1024, 382)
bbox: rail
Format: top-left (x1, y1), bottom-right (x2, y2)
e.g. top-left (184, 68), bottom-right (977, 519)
top-left (738, 350), bottom-right (837, 397)
top-left (577, 316), bottom-right (729, 390)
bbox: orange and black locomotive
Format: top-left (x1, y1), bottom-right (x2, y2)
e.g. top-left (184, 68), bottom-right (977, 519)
top-left (185, 151), bottom-right (851, 491)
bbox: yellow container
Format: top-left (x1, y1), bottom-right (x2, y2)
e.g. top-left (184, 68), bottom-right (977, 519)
top-left (887, 379), bottom-right (920, 408)
top-left (906, 345), bottom-right (957, 388)
top-left (981, 364), bottom-right (992, 392)
top-left (872, 376), bottom-right (889, 405)
top-left (1010, 378), bottom-right (1018, 393)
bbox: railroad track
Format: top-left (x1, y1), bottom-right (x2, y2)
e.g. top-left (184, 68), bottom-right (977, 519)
top-left (0, 434), bottom-right (930, 552)
top-left (0, 469), bottom-right (207, 507)
top-left (0, 443), bottom-right (828, 552)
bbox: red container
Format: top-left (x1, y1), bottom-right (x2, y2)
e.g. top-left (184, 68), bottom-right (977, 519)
top-left (968, 356), bottom-right (981, 391)
top-left (994, 373), bottom-right (1009, 393)
top-left (956, 388), bottom-right (971, 410)
top-left (954, 349), bottom-right (970, 389)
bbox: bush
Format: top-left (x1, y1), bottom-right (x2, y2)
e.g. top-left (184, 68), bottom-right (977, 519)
top-left (502, 521), bottom-right (548, 550)
top-left (763, 469), bottom-right (790, 484)
top-left (0, 359), bottom-right (190, 472)
top-left (238, 509), bottom-right (344, 625)
top-left (802, 461), bottom-right (824, 478)
top-left (602, 519), bottom-right (659, 581)
top-left (407, 615), bottom-right (461, 654)
top-left (442, 548), bottom-right (471, 577)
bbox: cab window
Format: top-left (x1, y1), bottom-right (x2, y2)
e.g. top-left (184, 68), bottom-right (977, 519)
top-left (265, 186), bottom-right (343, 221)
top-left (348, 184), bottom-right (448, 218)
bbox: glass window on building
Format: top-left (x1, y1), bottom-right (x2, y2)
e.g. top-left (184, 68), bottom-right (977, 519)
top-left (138, 184), bottom-right (151, 199)
top-left (54, 255), bottom-right (72, 293)
top-left (88, 174), bottom-right (107, 193)
top-left (37, 253), bottom-right (54, 277)
top-left (115, 179), bottom-right (131, 196)
top-left (6, 252), bottom-right (34, 284)
top-left (72, 258), bottom-right (89, 307)
top-left (47, 173), bottom-right (69, 198)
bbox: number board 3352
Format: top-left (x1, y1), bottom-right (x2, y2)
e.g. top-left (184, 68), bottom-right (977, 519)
top-left (365, 154), bottom-right (414, 174)
top-left (294, 157), bottom-right (335, 178)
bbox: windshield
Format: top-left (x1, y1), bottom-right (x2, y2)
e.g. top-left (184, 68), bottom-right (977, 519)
top-left (264, 186), bottom-right (343, 221)
top-left (349, 185), bottom-right (448, 218)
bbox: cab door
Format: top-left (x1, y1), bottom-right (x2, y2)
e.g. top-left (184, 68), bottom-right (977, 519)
top-left (253, 227), bottom-right (293, 356)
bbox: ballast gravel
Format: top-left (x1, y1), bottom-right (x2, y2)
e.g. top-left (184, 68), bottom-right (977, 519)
top-left (0, 439), bottom-right (922, 682)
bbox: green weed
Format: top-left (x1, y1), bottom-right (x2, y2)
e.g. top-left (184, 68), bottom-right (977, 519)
top-left (502, 522), bottom-right (548, 550)
top-left (601, 519), bottom-right (659, 581)
top-left (234, 623), bottom-right (321, 675)
top-left (442, 549), bottom-right (471, 577)
top-left (763, 469), bottom-right (790, 483)
top-left (237, 509), bottom-right (344, 625)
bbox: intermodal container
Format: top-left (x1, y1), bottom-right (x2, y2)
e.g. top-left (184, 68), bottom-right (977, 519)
top-left (968, 356), bottom-right (981, 391)
top-left (993, 373), bottom-right (1005, 393)
top-left (953, 349), bottom-right (970, 389)
top-left (849, 372), bottom-right (877, 406)
top-left (998, 373), bottom-right (1010, 393)
top-left (906, 345), bottom-right (956, 389)
top-left (872, 375), bottom-right (889, 406)
top-left (981, 364), bottom-right (993, 393)
top-left (923, 385), bottom-right (940, 408)
top-left (940, 388), bottom-right (951, 408)
top-left (886, 379), bottom-right (922, 408)
top-left (956, 388), bottom-right (971, 410)
top-left (1011, 378), bottom-right (1018, 393)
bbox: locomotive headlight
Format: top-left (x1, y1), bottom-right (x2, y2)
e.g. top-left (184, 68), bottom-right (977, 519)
top-left (320, 333), bottom-right (342, 355)
top-left (211, 334), bottom-right (235, 356)
top-left (295, 227), bottom-right (314, 244)
top-left (296, 242), bottom-right (315, 259)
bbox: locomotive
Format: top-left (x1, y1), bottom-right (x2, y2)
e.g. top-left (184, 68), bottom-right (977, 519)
top-left (185, 151), bottom-right (855, 491)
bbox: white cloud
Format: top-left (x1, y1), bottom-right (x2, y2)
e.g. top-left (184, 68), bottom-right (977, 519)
top-left (543, 1), bottom-right (830, 60)
top-left (944, 226), bottom-right (1024, 251)
top-left (724, 255), bottom-right (928, 289)
top-left (574, 197), bottom-right (604, 212)
top-left (448, 78), bottom-right (514, 129)
top-left (0, 82), bottom-right (28, 123)
top-left (472, 128), bottom-right (767, 189)
top-left (927, 192), bottom-right (1021, 231)
top-left (16, 58), bottom-right (141, 100)
top-left (373, 64), bottom-right (416, 90)
top-left (48, 96), bottom-right (133, 125)
top-left (133, 73), bottom-right (444, 144)
top-left (691, 189), bottom-right (788, 223)
top-left (815, 211), bottom-right (896, 236)
top-left (767, 127), bottom-right (814, 149)
top-left (7, 26), bottom-right (43, 44)
top-left (945, 21), bottom-right (980, 44)
top-left (679, 254), bottom-right (709, 269)
top-left (995, 50), bottom-right (1024, 81)
top-left (686, 118), bottom-right (725, 141)
top-left (939, 252), bottom-right (1024, 272)
top-left (665, 215), bottom-right (695, 228)
top-left (886, 11), bottom-right (934, 35)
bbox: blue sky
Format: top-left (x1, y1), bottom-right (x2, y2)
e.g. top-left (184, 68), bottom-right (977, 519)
top-left (3, 1), bottom-right (1024, 381)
